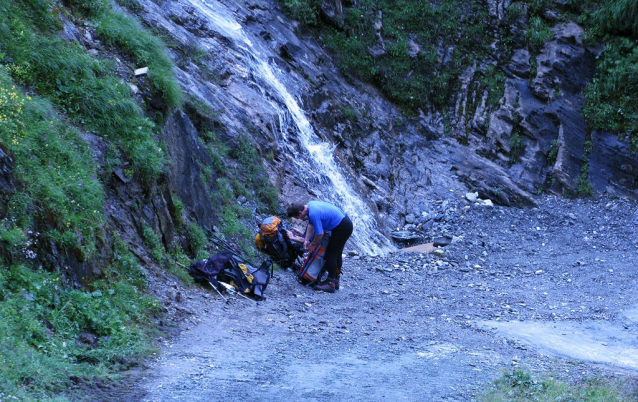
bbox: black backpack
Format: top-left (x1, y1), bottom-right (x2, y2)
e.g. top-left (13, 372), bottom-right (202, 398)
top-left (255, 216), bottom-right (303, 268)
top-left (187, 251), bottom-right (271, 300)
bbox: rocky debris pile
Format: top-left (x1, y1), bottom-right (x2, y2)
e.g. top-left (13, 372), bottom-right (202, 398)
top-left (391, 191), bottom-right (495, 247)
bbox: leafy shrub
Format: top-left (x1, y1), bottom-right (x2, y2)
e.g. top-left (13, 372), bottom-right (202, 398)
top-left (141, 224), bottom-right (164, 262)
top-left (0, 67), bottom-right (105, 260)
top-left (527, 15), bottom-right (554, 52)
top-left (547, 139), bottom-right (559, 165)
top-left (577, 141), bottom-right (593, 197)
top-left (281, 0), bottom-right (323, 26)
top-left (583, 36), bottom-right (638, 151)
top-left (509, 133), bottom-right (525, 163)
top-left (482, 370), bottom-right (633, 401)
top-left (186, 222), bottom-right (208, 259)
top-left (592, 0), bottom-right (638, 38)
top-left (0, 262), bottom-right (160, 399)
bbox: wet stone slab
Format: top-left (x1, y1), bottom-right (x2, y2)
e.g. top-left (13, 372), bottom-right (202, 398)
top-left (476, 308), bottom-right (638, 372)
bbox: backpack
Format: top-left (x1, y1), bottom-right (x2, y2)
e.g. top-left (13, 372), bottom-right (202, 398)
top-left (297, 233), bottom-right (332, 286)
top-left (255, 216), bottom-right (303, 268)
top-left (187, 251), bottom-right (271, 300)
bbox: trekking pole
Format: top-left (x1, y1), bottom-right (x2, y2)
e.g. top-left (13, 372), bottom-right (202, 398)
top-left (174, 260), bottom-right (229, 303)
top-left (205, 227), bottom-right (257, 266)
top-left (208, 281), bottom-right (229, 303)
top-left (218, 281), bottom-right (255, 303)
top-left (205, 227), bottom-right (239, 252)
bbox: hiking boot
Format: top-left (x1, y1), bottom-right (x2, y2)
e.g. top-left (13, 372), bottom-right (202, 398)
top-left (335, 275), bottom-right (340, 290)
top-left (314, 278), bottom-right (336, 293)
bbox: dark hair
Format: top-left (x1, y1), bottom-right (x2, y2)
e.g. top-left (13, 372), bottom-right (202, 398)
top-left (287, 203), bottom-right (304, 218)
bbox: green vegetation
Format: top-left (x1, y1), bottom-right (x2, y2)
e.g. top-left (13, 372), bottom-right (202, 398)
top-left (279, 0), bottom-right (638, 199)
top-left (481, 370), bottom-right (634, 401)
top-left (540, 139), bottom-right (559, 192)
top-left (193, 130), bottom-right (277, 259)
top-left (509, 132), bottom-right (525, 163)
top-left (0, 68), bottom-right (104, 261)
top-left (95, 7), bottom-right (183, 111)
top-left (583, 35), bottom-right (638, 151)
top-left (0, 0), bottom-right (183, 182)
top-left (527, 15), bottom-right (554, 52)
top-left (568, 0), bottom-right (638, 151)
top-left (142, 223), bottom-right (165, 263)
top-left (282, 0), bottom-right (322, 26)
top-left (478, 66), bottom-right (506, 108)
top-left (591, 0), bottom-right (638, 38)
top-left (0, 243), bottom-right (160, 400)
top-left (186, 222), bottom-right (208, 260)
top-left (281, 0), bottom-right (492, 114)
top-left (202, 130), bottom-right (278, 211)
top-left (578, 140), bottom-right (594, 197)
top-left (0, 1), bottom-right (187, 399)
top-left (0, 0), bottom-right (280, 397)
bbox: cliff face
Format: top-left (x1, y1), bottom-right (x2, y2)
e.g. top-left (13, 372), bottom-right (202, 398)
top-left (46, 0), bottom-right (638, 281)
top-left (142, 1), bottom-right (635, 207)
top-left (148, 0), bottom-right (637, 237)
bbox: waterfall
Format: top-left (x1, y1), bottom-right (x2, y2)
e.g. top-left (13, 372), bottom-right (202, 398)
top-left (190, 0), bottom-right (394, 255)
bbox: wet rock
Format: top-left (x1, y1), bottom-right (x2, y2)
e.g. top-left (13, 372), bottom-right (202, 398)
top-left (433, 236), bottom-right (452, 247)
top-left (391, 230), bottom-right (422, 242)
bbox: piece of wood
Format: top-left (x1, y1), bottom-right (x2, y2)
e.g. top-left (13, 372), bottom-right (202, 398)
top-left (397, 242), bottom-right (435, 253)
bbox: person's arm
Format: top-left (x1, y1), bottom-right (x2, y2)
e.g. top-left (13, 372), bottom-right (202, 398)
top-left (303, 224), bottom-right (316, 251)
top-left (286, 230), bottom-right (304, 243)
top-left (310, 232), bottom-right (324, 246)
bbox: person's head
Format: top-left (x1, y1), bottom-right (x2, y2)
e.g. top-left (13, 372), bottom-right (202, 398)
top-left (287, 203), bottom-right (308, 220)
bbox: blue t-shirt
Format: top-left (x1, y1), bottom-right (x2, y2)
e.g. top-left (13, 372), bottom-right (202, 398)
top-left (307, 201), bottom-right (346, 235)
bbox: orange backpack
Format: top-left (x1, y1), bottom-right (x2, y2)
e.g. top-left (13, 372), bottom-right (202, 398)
top-left (255, 216), bottom-right (303, 268)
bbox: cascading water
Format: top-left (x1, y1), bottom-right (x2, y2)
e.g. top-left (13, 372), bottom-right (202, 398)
top-left (189, 0), bottom-right (394, 255)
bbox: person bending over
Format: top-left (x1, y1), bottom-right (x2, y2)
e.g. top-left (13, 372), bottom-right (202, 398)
top-left (287, 201), bottom-right (353, 293)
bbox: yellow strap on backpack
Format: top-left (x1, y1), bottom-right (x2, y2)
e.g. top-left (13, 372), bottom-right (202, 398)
top-left (238, 263), bottom-right (254, 293)
top-left (255, 233), bottom-right (265, 250)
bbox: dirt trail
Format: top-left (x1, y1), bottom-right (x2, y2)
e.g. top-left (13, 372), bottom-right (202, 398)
top-left (107, 195), bottom-right (638, 401)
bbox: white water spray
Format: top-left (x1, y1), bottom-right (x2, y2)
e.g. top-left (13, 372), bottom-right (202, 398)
top-left (190, 0), bottom-right (394, 255)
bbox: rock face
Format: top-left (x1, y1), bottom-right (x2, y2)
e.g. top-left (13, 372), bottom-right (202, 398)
top-left (161, 111), bottom-right (217, 227)
top-left (449, 17), bottom-right (637, 201)
top-left (43, 0), bottom-right (638, 280)
top-left (133, 0), bottom-right (637, 234)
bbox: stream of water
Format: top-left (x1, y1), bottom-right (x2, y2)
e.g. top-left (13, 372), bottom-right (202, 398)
top-left (189, 0), bottom-right (394, 255)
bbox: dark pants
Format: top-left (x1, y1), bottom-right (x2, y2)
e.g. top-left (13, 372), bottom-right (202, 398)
top-left (324, 216), bottom-right (353, 279)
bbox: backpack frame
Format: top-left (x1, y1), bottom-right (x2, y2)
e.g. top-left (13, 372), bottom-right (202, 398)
top-left (297, 233), bottom-right (331, 286)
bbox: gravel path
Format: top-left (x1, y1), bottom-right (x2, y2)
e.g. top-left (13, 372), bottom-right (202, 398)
top-left (100, 195), bottom-right (638, 401)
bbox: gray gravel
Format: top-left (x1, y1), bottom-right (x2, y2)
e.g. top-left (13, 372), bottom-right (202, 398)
top-left (95, 195), bottom-right (638, 401)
